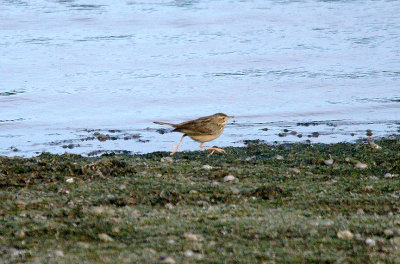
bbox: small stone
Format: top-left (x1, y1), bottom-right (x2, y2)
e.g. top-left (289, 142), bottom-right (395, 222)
top-left (337, 230), bottom-right (354, 240)
top-left (160, 256), bottom-right (176, 264)
top-left (224, 175), bottom-right (236, 182)
top-left (290, 131), bottom-right (297, 135)
top-left (355, 234), bottom-right (363, 242)
top-left (384, 173), bottom-right (398, 178)
top-left (202, 165), bottom-right (212, 170)
top-left (184, 233), bottom-right (203, 241)
top-left (289, 168), bottom-right (301, 174)
top-left (384, 229), bottom-right (394, 236)
top-left (161, 157), bottom-right (173, 163)
top-left (245, 156), bottom-right (255, 161)
top-left (369, 142), bottom-right (382, 150)
top-left (77, 242), bottom-right (90, 249)
top-left (365, 238), bottom-right (376, 247)
top-left (165, 203), bottom-right (175, 210)
top-left (15, 230), bottom-right (25, 238)
top-left (366, 129), bottom-right (373, 136)
top-left (66, 177), bottom-right (74, 183)
top-left (184, 250), bottom-right (194, 257)
top-left (364, 185), bottom-right (374, 193)
top-left (355, 161), bottom-right (368, 169)
top-left (211, 181), bottom-right (220, 186)
top-left (390, 237), bottom-right (400, 246)
top-left (167, 239), bottom-right (175, 245)
top-left (97, 134), bottom-right (109, 142)
top-left (345, 157), bottom-right (351, 162)
top-left (357, 208), bottom-right (365, 214)
top-left (54, 250), bottom-right (64, 257)
top-left (93, 206), bottom-right (105, 214)
top-left (275, 155), bottom-right (284, 160)
top-left (98, 233), bottom-right (114, 242)
top-left (230, 187), bottom-right (240, 194)
top-left (189, 190), bottom-right (198, 195)
top-left (324, 157), bottom-right (334, 166)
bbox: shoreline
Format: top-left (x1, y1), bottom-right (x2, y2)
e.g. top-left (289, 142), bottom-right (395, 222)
top-left (1, 137), bottom-right (400, 263)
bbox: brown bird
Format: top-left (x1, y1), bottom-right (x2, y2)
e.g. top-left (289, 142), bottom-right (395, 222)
top-left (154, 113), bottom-right (233, 156)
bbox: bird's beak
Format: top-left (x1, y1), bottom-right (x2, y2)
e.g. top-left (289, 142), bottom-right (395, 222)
top-left (228, 116), bottom-right (234, 119)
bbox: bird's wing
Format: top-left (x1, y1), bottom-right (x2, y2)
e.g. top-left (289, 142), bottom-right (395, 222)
top-left (173, 117), bottom-right (214, 135)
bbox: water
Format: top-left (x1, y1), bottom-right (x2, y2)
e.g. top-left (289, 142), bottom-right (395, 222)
top-left (0, 0), bottom-right (399, 156)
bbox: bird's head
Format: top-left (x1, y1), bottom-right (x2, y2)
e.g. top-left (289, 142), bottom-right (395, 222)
top-left (214, 113), bottom-right (233, 123)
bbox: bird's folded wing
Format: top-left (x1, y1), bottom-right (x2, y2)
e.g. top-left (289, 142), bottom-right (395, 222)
top-left (173, 119), bottom-right (213, 135)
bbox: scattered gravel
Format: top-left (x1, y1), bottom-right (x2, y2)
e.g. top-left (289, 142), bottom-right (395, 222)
top-left (337, 230), bottom-right (354, 240)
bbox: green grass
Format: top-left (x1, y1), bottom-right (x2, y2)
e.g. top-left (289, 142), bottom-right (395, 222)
top-left (1, 138), bottom-right (400, 263)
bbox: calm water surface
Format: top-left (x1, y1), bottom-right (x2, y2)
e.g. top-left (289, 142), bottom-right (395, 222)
top-left (0, 0), bottom-right (399, 156)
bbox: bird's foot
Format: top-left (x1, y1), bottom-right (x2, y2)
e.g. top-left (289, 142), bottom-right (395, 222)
top-left (207, 147), bottom-right (225, 156)
top-left (170, 143), bottom-right (178, 156)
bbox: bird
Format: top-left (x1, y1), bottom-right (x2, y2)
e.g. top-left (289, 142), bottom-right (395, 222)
top-left (154, 113), bottom-right (233, 156)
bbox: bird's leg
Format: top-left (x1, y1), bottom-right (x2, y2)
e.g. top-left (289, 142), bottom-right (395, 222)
top-left (170, 134), bottom-right (186, 156)
top-left (199, 143), bottom-right (225, 156)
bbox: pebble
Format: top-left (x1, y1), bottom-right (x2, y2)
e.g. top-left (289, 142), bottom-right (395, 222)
top-left (202, 164), bottom-right (213, 170)
top-left (357, 208), bottom-right (365, 214)
top-left (230, 187), bottom-right (240, 194)
top-left (289, 168), bottom-right (301, 174)
top-left (15, 230), bottom-right (25, 238)
top-left (93, 206), bottom-right (105, 214)
top-left (77, 242), bottom-right (90, 249)
top-left (161, 157), bottom-right (173, 163)
top-left (211, 181), bottom-right (220, 186)
top-left (167, 239), bottom-right (175, 245)
top-left (97, 134), bottom-right (109, 142)
top-left (160, 257), bottom-right (176, 264)
top-left (384, 173), bottom-right (398, 179)
top-left (275, 155), bottom-right (284, 160)
top-left (390, 237), bottom-right (400, 246)
top-left (365, 238), bottom-right (376, 247)
top-left (337, 230), bottom-right (354, 240)
top-left (324, 157), bottom-right (334, 165)
top-left (364, 186), bottom-right (374, 193)
top-left (98, 233), bottom-right (114, 242)
top-left (355, 161), bottom-right (368, 169)
top-left (66, 177), bottom-right (74, 183)
top-left (54, 250), bottom-right (64, 257)
top-left (184, 250), bottom-right (194, 257)
top-left (369, 142), bottom-right (382, 150)
top-left (165, 203), bottom-right (175, 210)
top-left (384, 229), bottom-right (394, 236)
top-left (184, 233), bottom-right (203, 242)
top-left (245, 156), bottom-right (255, 161)
top-left (224, 175), bottom-right (236, 182)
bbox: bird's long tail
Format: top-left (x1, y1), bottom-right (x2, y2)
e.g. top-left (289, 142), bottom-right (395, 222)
top-left (153, 121), bottom-right (176, 127)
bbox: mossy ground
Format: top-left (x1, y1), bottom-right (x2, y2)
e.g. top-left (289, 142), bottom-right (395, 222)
top-left (1, 138), bottom-right (400, 263)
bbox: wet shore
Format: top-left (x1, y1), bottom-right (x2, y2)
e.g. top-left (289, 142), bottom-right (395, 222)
top-left (1, 137), bottom-right (400, 263)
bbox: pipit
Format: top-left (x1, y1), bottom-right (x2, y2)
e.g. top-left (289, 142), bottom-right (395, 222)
top-left (154, 113), bottom-right (233, 156)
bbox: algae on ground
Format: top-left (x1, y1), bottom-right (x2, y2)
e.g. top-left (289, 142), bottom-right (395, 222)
top-left (0, 138), bottom-right (400, 263)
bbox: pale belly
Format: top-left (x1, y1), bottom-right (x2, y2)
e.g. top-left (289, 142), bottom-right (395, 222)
top-left (188, 129), bottom-right (224, 143)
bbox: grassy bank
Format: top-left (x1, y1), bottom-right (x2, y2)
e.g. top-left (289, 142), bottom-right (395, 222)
top-left (1, 138), bottom-right (400, 263)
